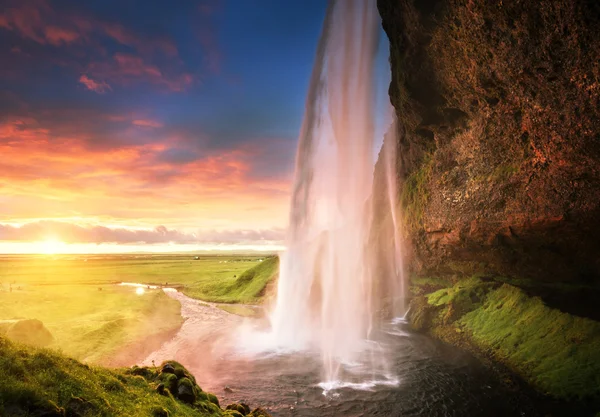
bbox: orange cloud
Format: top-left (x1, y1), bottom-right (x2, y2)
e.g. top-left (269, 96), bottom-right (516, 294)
top-left (0, 115), bottom-right (292, 233)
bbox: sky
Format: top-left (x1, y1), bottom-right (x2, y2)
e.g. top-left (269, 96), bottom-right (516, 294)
top-left (0, 0), bottom-right (391, 253)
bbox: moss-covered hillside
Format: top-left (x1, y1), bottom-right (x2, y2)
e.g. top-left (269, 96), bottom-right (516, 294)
top-left (0, 337), bottom-right (271, 417)
top-left (409, 277), bottom-right (600, 401)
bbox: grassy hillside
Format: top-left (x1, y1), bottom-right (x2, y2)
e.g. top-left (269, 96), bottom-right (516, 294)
top-left (0, 337), bottom-right (270, 416)
top-left (408, 276), bottom-right (600, 401)
top-left (0, 285), bottom-right (183, 365)
top-left (182, 256), bottom-right (279, 304)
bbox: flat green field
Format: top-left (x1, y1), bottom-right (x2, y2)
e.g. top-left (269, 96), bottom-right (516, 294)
top-left (0, 253), bottom-right (278, 365)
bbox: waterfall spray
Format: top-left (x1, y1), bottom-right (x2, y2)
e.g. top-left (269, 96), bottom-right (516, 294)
top-left (270, 0), bottom-right (406, 384)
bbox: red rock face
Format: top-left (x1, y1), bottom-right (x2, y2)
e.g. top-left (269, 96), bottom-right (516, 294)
top-left (376, 0), bottom-right (600, 283)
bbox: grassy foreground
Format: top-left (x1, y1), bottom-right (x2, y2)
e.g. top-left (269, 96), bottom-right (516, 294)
top-left (409, 276), bottom-right (600, 401)
top-left (0, 336), bottom-right (270, 416)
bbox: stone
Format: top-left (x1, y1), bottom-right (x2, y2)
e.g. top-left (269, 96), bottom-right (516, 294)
top-left (176, 377), bottom-right (196, 404)
top-left (161, 363), bottom-right (175, 374)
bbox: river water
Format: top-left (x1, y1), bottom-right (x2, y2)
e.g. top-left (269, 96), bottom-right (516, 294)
top-left (139, 289), bottom-right (567, 417)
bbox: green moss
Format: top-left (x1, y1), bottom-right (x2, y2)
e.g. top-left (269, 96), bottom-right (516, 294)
top-left (409, 275), bottom-right (451, 295)
top-left (459, 285), bottom-right (600, 399)
top-left (412, 276), bottom-right (600, 400)
top-left (400, 154), bottom-right (433, 233)
top-left (411, 276), bottom-right (451, 289)
top-left (0, 337), bottom-right (224, 416)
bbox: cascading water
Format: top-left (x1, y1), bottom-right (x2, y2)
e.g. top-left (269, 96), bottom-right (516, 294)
top-left (269, 0), bottom-right (407, 385)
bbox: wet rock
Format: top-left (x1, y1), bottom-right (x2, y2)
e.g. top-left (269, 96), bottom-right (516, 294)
top-left (224, 386), bottom-right (234, 393)
top-left (161, 363), bottom-right (175, 374)
top-left (176, 377), bottom-right (196, 404)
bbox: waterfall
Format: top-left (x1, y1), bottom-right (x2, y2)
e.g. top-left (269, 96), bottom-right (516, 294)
top-left (270, 0), bottom-right (405, 384)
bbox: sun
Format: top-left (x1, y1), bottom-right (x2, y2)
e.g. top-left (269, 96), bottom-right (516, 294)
top-left (40, 238), bottom-right (66, 255)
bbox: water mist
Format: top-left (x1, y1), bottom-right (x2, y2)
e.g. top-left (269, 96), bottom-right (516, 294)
top-left (270, 0), bottom-right (406, 385)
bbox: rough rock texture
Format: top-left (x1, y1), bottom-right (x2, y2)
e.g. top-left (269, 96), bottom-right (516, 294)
top-left (377, 0), bottom-right (600, 284)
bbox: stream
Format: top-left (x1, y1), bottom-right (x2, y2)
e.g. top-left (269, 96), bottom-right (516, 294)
top-left (132, 288), bottom-right (564, 417)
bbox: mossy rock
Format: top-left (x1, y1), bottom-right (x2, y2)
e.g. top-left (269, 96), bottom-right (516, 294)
top-left (408, 296), bottom-right (435, 331)
top-left (224, 411), bottom-right (245, 417)
top-left (248, 407), bottom-right (272, 417)
top-left (6, 319), bottom-right (54, 347)
top-left (176, 377), bottom-right (196, 404)
top-left (156, 372), bottom-right (178, 396)
top-left (160, 361), bottom-right (196, 384)
top-left (207, 392), bottom-right (219, 407)
top-left (128, 365), bottom-right (157, 380)
top-left (226, 403), bottom-right (251, 415)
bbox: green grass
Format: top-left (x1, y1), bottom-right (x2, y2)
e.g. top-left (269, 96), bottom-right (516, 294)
top-left (182, 257), bottom-right (279, 304)
top-left (0, 337), bottom-right (272, 416)
top-left (412, 276), bottom-right (600, 400)
top-left (459, 284), bottom-right (600, 399)
top-left (0, 254), bottom-right (267, 287)
top-left (0, 284), bottom-right (182, 364)
top-left (0, 254), bottom-right (278, 365)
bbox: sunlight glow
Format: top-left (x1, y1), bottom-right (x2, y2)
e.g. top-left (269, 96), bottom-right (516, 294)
top-left (136, 287), bottom-right (145, 295)
top-left (40, 238), bottom-right (67, 255)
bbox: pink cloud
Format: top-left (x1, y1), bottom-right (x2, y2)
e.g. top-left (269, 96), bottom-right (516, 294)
top-left (101, 22), bottom-right (178, 57)
top-left (79, 74), bottom-right (111, 93)
top-left (44, 25), bottom-right (79, 45)
top-left (133, 119), bottom-right (163, 128)
top-left (0, 2), bottom-right (216, 93)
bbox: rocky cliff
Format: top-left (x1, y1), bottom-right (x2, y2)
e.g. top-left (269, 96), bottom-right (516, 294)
top-left (375, 0), bottom-right (600, 405)
top-left (377, 0), bottom-right (600, 285)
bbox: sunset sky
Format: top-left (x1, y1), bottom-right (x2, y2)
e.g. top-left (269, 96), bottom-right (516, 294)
top-left (0, 0), bottom-right (390, 253)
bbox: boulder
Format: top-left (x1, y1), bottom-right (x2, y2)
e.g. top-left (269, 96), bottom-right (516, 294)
top-left (6, 319), bottom-right (54, 347)
top-left (176, 377), bottom-right (196, 404)
top-left (161, 363), bottom-right (175, 374)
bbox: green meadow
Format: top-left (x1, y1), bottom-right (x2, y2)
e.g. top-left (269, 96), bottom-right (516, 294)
top-left (0, 254), bottom-right (278, 365)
